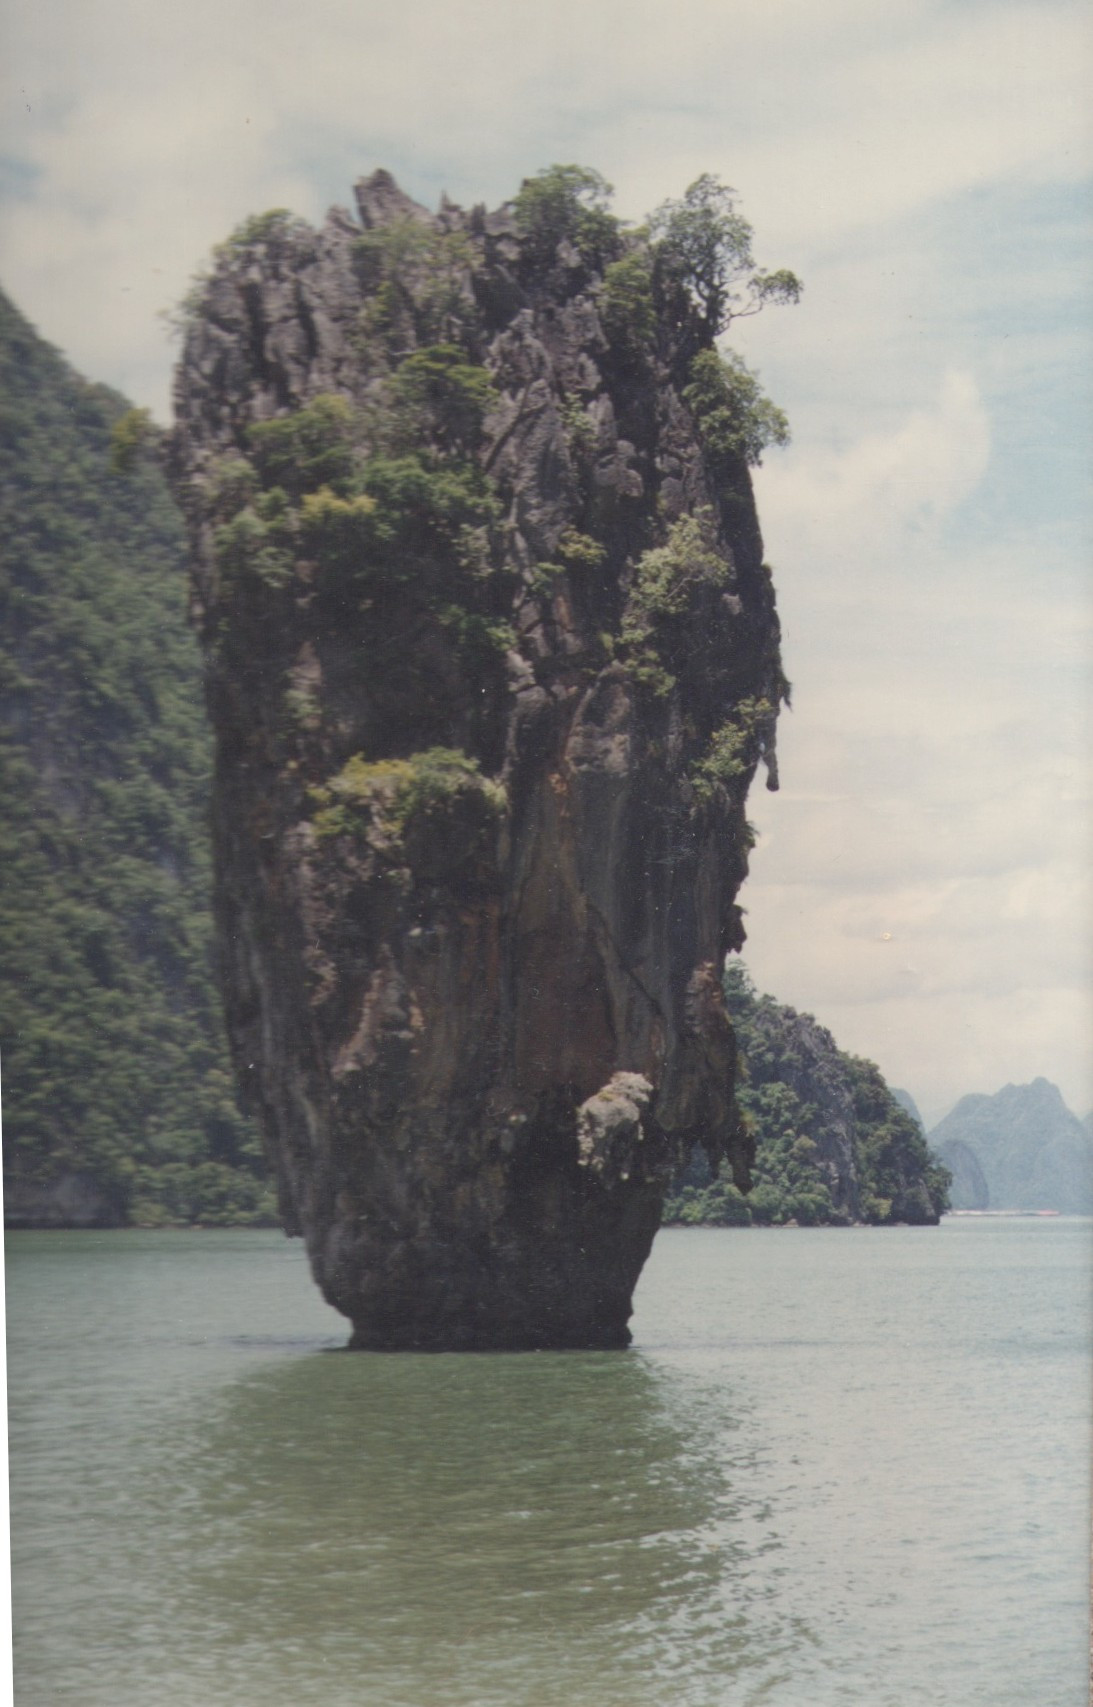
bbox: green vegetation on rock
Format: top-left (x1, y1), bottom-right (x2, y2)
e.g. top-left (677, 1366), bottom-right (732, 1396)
top-left (390, 344), bottom-right (497, 455)
top-left (664, 961), bottom-right (951, 1226)
top-left (247, 392), bottom-right (360, 497)
top-left (216, 208), bottom-right (301, 254)
top-left (353, 219), bottom-right (478, 359)
top-left (650, 174), bottom-right (802, 343)
top-left (600, 251), bottom-right (656, 357)
top-left (0, 289), bottom-right (271, 1227)
top-left (310, 748), bottom-right (506, 843)
top-left (690, 698), bottom-right (775, 807)
top-left (683, 349), bottom-right (790, 469)
top-left (512, 165), bottom-right (621, 272)
top-left (620, 510), bottom-right (730, 695)
top-left (237, 378), bottom-right (499, 571)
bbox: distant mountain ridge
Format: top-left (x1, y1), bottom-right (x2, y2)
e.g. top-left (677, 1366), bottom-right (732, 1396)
top-left (929, 1078), bottom-right (1093, 1213)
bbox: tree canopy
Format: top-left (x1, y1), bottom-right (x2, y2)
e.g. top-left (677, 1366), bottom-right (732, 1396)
top-left (0, 290), bottom-right (272, 1226)
top-left (665, 961), bottom-right (951, 1227)
top-left (650, 174), bottom-right (801, 341)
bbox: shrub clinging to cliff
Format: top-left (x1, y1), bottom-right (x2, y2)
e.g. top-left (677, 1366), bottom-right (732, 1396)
top-left (651, 174), bottom-right (801, 342)
top-left (684, 349), bottom-right (790, 468)
top-left (512, 164), bottom-right (620, 271)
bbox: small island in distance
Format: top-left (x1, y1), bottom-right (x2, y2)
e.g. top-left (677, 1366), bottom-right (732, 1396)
top-left (661, 960), bottom-right (1092, 1226)
top-left (929, 1078), bottom-right (1093, 1216)
top-left (663, 960), bottom-right (950, 1227)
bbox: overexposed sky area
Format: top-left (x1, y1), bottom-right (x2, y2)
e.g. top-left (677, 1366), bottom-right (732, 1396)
top-left (2, 0), bottom-right (1090, 1124)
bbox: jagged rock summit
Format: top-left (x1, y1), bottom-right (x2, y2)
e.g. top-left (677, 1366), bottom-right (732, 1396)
top-left (169, 167), bottom-right (792, 1347)
top-left (931, 1077), bottom-right (1093, 1213)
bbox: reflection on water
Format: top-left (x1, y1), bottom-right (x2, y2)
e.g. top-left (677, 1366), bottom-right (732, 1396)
top-left (8, 1224), bottom-right (1090, 1706)
top-left (146, 1350), bottom-right (797, 1706)
top-left (4, 1226), bottom-right (808, 1707)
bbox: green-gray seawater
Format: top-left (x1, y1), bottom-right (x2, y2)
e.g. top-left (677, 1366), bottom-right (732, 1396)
top-left (6, 1219), bottom-right (1090, 1704)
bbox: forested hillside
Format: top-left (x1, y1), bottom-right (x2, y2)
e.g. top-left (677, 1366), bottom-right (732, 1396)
top-left (0, 289), bottom-right (271, 1226)
top-left (665, 961), bottom-right (951, 1225)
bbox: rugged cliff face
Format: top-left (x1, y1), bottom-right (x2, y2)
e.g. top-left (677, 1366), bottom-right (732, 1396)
top-left (667, 961), bottom-right (949, 1226)
top-left (936, 1138), bottom-right (989, 1211)
top-left (169, 168), bottom-right (789, 1347)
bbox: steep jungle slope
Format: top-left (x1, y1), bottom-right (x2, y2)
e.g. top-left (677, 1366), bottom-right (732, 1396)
top-left (0, 289), bottom-right (269, 1227)
top-left (665, 961), bottom-right (951, 1225)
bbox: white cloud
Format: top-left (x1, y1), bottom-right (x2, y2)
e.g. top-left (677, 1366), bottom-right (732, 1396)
top-left (757, 368), bottom-right (991, 549)
top-left (812, 982), bottom-right (1093, 1130)
top-left (740, 370), bottom-right (1093, 1122)
top-left (738, 4), bottom-right (1091, 245)
top-left (1, 0), bottom-right (1089, 1120)
top-left (3, 0), bottom-right (1090, 413)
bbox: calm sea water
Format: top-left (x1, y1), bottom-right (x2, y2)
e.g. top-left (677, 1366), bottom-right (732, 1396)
top-left (5, 1218), bottom-right (1090, 1706)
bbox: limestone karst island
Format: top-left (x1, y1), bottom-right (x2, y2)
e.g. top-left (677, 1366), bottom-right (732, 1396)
top-left (168, 165), bottom-right (802, 1349)
top-left (1, 167), bottom-right (951, 1349)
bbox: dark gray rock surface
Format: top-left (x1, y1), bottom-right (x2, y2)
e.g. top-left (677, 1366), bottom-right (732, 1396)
top-left (169, 171), bottom-right (787, 1347)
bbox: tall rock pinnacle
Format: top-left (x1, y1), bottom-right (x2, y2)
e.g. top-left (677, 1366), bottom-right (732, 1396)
top-left (169, 168), bottom-right (791, 1347)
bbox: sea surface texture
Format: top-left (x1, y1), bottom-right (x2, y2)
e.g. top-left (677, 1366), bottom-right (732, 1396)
top-left (6, 1219), bottom-right (1090, 1705)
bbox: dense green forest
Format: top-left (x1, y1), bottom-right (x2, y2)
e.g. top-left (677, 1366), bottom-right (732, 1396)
top-left (664, 961), bottom-right (951, 1226)
top-left (0, 289), bottom-right (272, 1226)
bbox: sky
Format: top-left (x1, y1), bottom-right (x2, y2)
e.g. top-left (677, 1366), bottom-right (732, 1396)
top-left (2, 0), bottom-right (1090, 1125)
